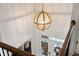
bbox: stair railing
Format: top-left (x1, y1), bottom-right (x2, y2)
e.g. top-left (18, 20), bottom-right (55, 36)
top-left (0, 42), bottom-right (34, 56)
top-left (58, 20), bottom-right (76, 56)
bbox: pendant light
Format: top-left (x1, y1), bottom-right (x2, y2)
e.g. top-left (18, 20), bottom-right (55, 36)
top-left (34, 3), bottom-right (52, 31)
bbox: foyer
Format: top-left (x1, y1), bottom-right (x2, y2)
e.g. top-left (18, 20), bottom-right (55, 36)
top-left (0, 3), bottom-right (79, 56)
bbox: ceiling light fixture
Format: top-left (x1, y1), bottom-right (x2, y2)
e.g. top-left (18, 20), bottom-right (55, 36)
top-left (34, 3), bottom-right (52, 31)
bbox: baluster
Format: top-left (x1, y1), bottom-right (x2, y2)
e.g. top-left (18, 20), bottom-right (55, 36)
top-left (2, 48), bottom-right (5, 56)
top-left (7, 50), bottom-right (9, 56)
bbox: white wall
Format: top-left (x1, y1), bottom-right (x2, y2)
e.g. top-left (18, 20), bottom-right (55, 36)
top-left (0, 3), bottom-right (38, 55)
top-left (0, 4), bottom-right (36, 43)
top-left (0, 3), bottom-right (73, 56)
top-left (34, 3), bottom-right (73, 39)
top-left (33, 3), bottom-right (73, 55)
top-left (69, 3), bottom-right (79, 55)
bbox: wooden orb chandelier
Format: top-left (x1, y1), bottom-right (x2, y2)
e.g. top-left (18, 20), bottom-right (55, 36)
top-left (34, 4), bottom-right (52, 31)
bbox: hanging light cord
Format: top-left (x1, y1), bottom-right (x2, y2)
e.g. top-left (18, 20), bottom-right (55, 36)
top-left (42, 3), bottom-right (43, 11)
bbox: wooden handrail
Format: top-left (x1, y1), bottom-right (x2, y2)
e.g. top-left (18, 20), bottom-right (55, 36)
top-left (58, 20), bottom-right (76, 56)
top-left (0, 42), bottom-right (35, 56)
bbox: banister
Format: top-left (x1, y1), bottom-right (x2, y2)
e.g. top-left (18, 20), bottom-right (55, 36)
top-left (0, 20), bottom-right (76, 56)
top-left (0, 42), bottom-right (35, 56)
top-left (58, 20), bottom-right (76, 56)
